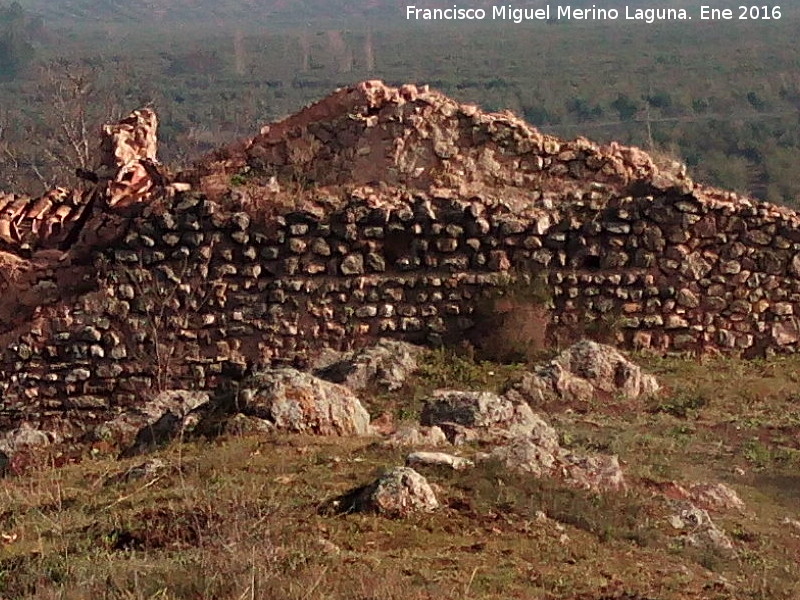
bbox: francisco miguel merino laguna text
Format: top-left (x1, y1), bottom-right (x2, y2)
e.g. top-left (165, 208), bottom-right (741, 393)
top-left (405, 5), bottom-right (692, 24)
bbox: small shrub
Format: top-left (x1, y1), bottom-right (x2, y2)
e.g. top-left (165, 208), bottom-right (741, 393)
top-left (650, 391), bottom-right (707, 419)
top-left (229, 173), bottom-right (248, 186)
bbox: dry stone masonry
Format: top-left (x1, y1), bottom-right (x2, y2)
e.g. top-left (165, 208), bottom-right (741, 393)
top-left (2, 80), bottom-right (800, 436)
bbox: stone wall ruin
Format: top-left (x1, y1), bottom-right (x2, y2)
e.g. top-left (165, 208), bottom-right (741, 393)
top-left (2, 80), bottom-right (800, 434)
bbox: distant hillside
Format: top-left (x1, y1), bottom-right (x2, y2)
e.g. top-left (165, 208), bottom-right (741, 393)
top-left (13, 0), bottom-right (401, 25)
top-left (15, 0), bottom-right (707, 26)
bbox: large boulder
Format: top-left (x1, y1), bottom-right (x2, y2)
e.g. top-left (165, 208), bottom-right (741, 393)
top-left (240, 368), bottom-right (372, 436)
top-left (313, 339), bottom-right (424, 392)
top-left (93, 390), bottom-right (210, 457)
top-left (507, 339), bottom-right (660, 407)
top-left (346, 467), bottom-right (439, 518)
top-left (420, 390), bottom-right (551, 443)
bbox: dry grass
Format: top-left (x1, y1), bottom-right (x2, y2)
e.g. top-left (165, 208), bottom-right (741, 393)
top-left (1, 353), bottom-right (800, 599)
top-left (0, 250), bottom-right (29, 284)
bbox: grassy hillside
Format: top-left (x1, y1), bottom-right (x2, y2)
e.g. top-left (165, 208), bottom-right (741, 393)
top-left (2, 350), bottom-right (800, 599)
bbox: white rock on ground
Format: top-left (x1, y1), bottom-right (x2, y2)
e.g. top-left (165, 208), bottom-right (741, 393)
top-left (383, 425), bottom-right (448, 448)
top-left (0, 423), bottom-right (62, 473)
top-left (94, 389), bottom-right (211, 456)
top-left (351, 467), bottom-right (439, 517)
top-left (488, 435), bottom-right (558, 478)
top-left (240, 368), bottom-right (372, 436)
top-left (507, 339), bottom-right (660, 406)
top-left (557, 452), bottom-right (627, 492)
top-left (418, 386), bottom-right (627, 492)
top-left (405, 451), bottom-right (474, 470)
top-left (655, 481), bottom-right (746, 511)
top-left (0, 422), bottom-right (60, 455)
top-left (669, 502), bottom-right (736, 555)
top-left (687, 482), bottom-right (745, 511)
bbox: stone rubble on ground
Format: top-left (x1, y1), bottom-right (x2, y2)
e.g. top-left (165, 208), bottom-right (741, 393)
top-left (0, 422), bottom-right (60, 456)
top-left (0, 423), bottom-right (61, 473)
top-left (654, 480), bottom-right (746, 512)
top-left (382, 425), bottom-right (449, 448)
top-left (419, 389), bottom-right (543, 443)
top-left (668, 501), bottom-right (737, 556)
top-left (414, 377), bottom-right (627, 492)
top-left (93, 389), bottom-right (210, 457)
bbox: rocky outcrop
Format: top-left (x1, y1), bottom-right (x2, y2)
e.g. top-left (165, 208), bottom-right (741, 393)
top-left (506, 340), bottom-right (660, 407)
top-left (237, 369), bottom-right (372, 436)
top-left (93, 389), bottom-right (210, 456)
top-left (409, 384), bottom-right (625, 492)
top-left (313, 338), bottom-right (423, 392)
top-left (419, 389), bottom-right (551, 445)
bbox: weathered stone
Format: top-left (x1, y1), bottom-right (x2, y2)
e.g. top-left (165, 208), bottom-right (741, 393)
top-left (772, 318), bottom-right (800, 345)
top-left (240, 369), bottom-right (371, 436)
top-left (340, 253), bottom-right (364, 275)
top-left (0, 423), bottom-right (60, 459)
top-left (488, 435), bottom-right (558, 477)
top-left (420, 390), bottom-right (545, 442)
top-left (668, 502), bottom-right (736, 556)
top-left (772, 302), bottom-right (794, 316)
top-left (676, 288), bottom-right (700, 309)
top-left (314, 339), bottom-right (423, 392)
top-left (681, 252), bottom-right (713, 280)
top-left (94, 390), bottom-right (211, 456)
top-left (507, 340), bottom-right (659, 406)
top-left (406, 451), bottom-right (473, 470)
top-left (383, 425), bottom-right (448, 448)
top-left (557, 452), bottom-right (626, 492)
top-left (347, 467), bottom-right (439, 517)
